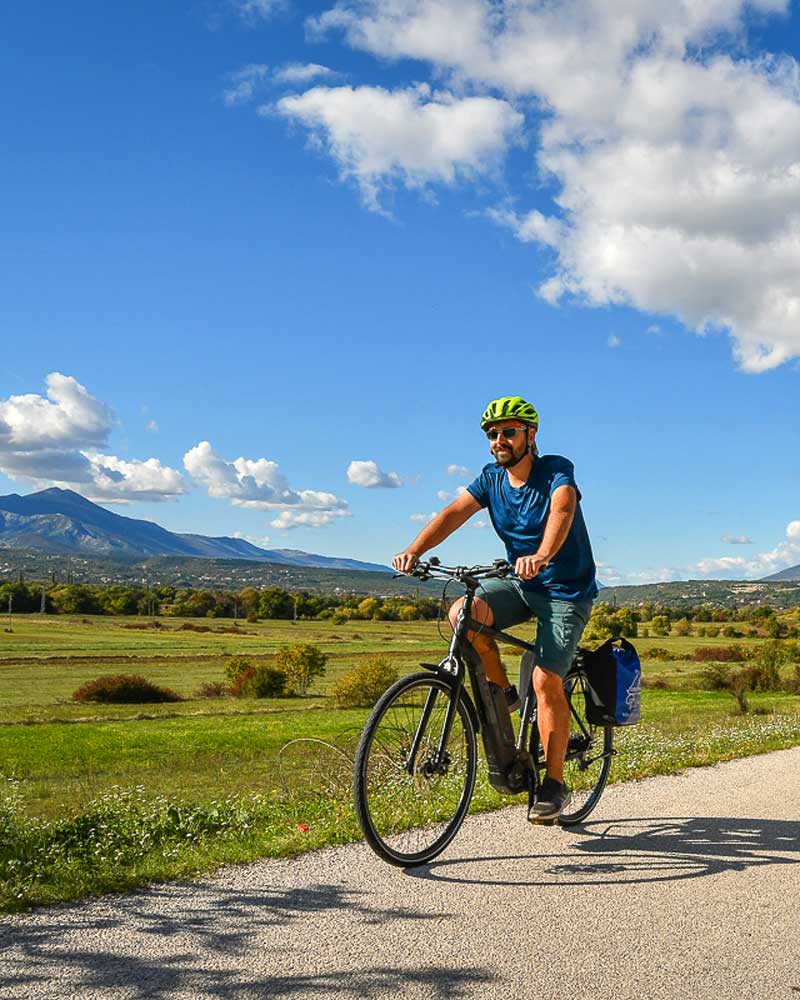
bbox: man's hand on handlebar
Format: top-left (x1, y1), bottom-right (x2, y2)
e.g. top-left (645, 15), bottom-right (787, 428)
top-left (514, 553), bottom-right (549, 580)
top-left (392, 551), bottom-right (421, 574)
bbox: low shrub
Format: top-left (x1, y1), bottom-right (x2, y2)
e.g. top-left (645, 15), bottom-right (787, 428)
top-left (233, 664), bottom-right (287, 698)
top-left (693, 644), bottom-right (747, 663)
top-left (332, 656), bottom-right (398, 708)
top-left (728, 671), bottom-right (750, 715)
top-left (223, 656), bottom-right (254, 687)
top-left (785, 664), bottom-right (800, 695)
top-left (642, 646), bottom-right (671, 660)
top-left (746, 640), bottom-right (792, 692)
top-left (741, 662), bottom-right (781, 693)
top-left (700, 663), bottom-right (733, 691)
top-left (642, 676), bottom-right (670, 690)
top-left (194, 681), bottom-right (229, 699)
top-left (275, 643), bottom-right (328, 697)
top-left (73, 675), bottom-right (182, 704)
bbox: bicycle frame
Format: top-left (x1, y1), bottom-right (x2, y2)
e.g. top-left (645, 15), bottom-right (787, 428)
top-left (410, 573), bottom-right (540, 797)
top-left (409, 566), bottom-right (602, 801)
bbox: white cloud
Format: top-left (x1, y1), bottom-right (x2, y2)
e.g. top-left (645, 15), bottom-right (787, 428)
top-left (721, 534), bottom-right (753, 544)
top-left (233, 530), bottom-right (271, 546)
top-left (596, 562), bottom-right (680, 586)
top-left (80, 452), bottom-right (188, 504)
top-left (410, 511), bottom-right (437, 523)
top-left (470, 518), bottom-right (488, 529)
top-left (274, 62), bottom-right (338, 85)
top-left (270, 510), bottom-right (351, 529)
top-left (347, 459), bottom-right (402, 488)
top-left (0, 372), bottom-right (113, 450)
top-left (0, 374), bottom-right (186, 502)
top-left (447, 464), bottom-right (470, 477)
top-left (436, 485), bottom-right (466, 502)
top-left (184, 441), bottom-right (349, 521)
top-left (146, 419), bottom-right (159, 433)
top-left (312, 0), bottom-right (800, 371)
top-left (694, 520), bottom-right (800, 578)
top-left (224, 64), bottom-right (270, 106)
top-left (275, 83), bottom-right (523, 212)
top-left (231, 0), bottom-right (286, 22)
top-left (607, 334), bottom-right (621, 348)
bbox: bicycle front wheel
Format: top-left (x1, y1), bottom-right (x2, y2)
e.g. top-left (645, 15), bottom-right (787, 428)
top-left (353, 672), bottom-right (478, 867)
top-left (558, 671), bottom-right (614, 826)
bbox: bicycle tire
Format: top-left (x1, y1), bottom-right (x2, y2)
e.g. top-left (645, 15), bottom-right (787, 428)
top-left (557, 671), bottom-right (614, 826)
top-left (353, 672), bottom-right (478, 867)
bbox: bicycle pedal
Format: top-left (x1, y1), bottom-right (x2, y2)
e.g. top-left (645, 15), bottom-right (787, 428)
top-left (527, 814), bottom-right (556, 827)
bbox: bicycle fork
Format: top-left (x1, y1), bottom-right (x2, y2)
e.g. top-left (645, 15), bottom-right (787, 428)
top-left (405, 674), bottom-right (463, 776)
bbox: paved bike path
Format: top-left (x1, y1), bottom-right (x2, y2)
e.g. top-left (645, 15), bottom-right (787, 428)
top-left (2, 747), bottom-right (799, 1000)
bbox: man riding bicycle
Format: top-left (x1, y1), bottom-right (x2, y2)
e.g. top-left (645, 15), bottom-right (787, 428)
top-left (393, 395), bottom-right (597, 821)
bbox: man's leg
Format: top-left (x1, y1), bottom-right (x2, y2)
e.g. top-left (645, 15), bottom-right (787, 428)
top-left (448, 580), bottom-right (532, 690)
top-left (533, 666), bottom-right (570, 783)
top-left (527, 596), bottom-right (593, 820)
top-left (448, 595), bottom-right (508, 687)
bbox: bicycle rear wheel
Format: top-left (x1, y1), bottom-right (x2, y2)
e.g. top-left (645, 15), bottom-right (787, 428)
top-left (353, 672), bottom-right (477, 867)
top-left (557, 671), bottom-right (614, 825)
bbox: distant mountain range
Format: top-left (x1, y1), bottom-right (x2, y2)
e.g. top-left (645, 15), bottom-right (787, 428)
top-left (761, 564), bottom-right (800, 582)
top-left (0, 488), bottom-right (389, 573)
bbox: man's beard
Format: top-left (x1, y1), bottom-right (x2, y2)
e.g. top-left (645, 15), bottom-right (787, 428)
top-left (494, 441), bottom-right (528, 467)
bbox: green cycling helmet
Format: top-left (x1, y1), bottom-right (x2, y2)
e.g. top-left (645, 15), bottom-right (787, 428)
top-left (480, 395), bottom-right (539, 430)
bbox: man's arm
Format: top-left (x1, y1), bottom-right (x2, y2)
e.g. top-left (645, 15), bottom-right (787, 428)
top-left (515, 484), bottom-right (577, 580)
top-left (393, 491), bottom-right (482, 572)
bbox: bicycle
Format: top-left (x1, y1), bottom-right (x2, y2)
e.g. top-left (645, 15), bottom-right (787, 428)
top-left (353, 557), bottom-right (614, 867)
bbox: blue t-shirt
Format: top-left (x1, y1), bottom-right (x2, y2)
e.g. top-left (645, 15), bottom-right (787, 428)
top-left (466, 455), bottom-right (598, 602)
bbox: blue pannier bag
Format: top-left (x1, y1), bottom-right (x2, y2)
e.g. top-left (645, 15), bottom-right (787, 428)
top-left (582, 637), bottom-right (641, 727)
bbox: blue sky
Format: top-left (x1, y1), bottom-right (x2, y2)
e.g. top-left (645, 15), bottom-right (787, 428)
top-left (1, 0), bottom-right (799, 584)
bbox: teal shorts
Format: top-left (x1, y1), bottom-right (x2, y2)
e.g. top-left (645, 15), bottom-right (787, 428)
top-left (476, 578), bottom-right (592, 677)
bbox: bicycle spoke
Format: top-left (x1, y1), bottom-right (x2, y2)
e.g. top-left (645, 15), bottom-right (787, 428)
top-left (354, 674), bottom-right (477, 866)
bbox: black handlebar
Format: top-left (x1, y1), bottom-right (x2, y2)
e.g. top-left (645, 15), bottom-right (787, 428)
top-left (394, 557), bottom-right (514, 585)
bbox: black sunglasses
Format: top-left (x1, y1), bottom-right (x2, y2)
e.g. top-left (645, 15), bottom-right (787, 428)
top-left (486, 426), bottom-right (526, 442)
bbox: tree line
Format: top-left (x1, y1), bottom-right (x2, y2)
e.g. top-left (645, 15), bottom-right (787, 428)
top-left (1, 579), bottom-right (798, 632)
top-left (0, 581), bottom-right (442, 622)
top-left (585, 601), bottom-right (800, 640)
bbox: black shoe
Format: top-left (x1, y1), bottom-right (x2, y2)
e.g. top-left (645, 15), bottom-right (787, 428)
top-left (504, 684), bottom-right (521, 713)
top-left (528, 777), bottom-right (571, 822)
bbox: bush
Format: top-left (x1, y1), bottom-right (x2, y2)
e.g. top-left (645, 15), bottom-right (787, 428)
top-left (642, 676), bottom-right (670, 690)
top-left (693, 644), bottom-right (746, 663)
top-left (332, 656), bottom-right (398, 708)
top-left (649, 615), bottom-right (671, 637)
top-left (194, 681), bottom-right (228, 699)
top-left (642, 646), bottom-right (671, 660)
top-left (786, 664), bottom-right (800, 695)
top-left (73, 674), bottom-right (182, 704)
top-left (728, 670), bottom-right (750, 715)
top-left (223, 656), bottom-right (254, 687)
top-left (741, 662), bottom-right (781, 692)
top-left (747, 639), bottom-right (790, 691)
top-left (274, 643), bottom-right (328, 697)
top-left (232, 663), bottom-right (287, 698)
top-left (700, 663), bottom-right (733, 691)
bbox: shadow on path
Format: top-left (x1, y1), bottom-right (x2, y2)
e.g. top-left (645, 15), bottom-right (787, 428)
top-left (406, 815), bottom-right (800, 887)
top-left (0, 880), bottom-right (491, 999)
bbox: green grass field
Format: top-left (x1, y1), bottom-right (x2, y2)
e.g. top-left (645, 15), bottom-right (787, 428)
top-left (1, 613), bottom-right (799, 911)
